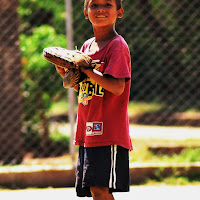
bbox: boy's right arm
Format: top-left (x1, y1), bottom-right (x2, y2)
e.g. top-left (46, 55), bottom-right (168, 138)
top-left (80, 67), bottom-right (125, 96)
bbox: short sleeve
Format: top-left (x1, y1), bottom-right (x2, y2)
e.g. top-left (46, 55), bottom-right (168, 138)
top-left (104, 44), bottom-right (131, 81)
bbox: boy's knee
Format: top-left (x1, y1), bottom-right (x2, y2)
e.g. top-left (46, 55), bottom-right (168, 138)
top-left (90, 186), bottom-right (109, 198)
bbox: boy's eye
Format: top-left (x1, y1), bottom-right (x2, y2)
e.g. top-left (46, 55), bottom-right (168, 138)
top-left (91, 3), bottom-right (98, 8)
top-left (105, 3), bottom-right (112, 7)
top-left (90, 3), bottom-right (112, 8)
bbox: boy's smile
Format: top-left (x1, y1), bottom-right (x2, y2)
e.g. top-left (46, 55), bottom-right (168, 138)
top-left (96, 15), bottom-right (106, 18)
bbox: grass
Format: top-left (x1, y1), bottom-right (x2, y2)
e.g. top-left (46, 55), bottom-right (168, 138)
top-left (128, 101), bottom-right (163, 117)
top-left (143, 176), bottom-right (200, 186)
top-left (50, 129), bottom-right (70, 144)
top-left (130, 139), bottom-right (200, 186)
top-left (48, 100), bottom-right (71, 116)
top-left (129, 138), bottom-right (200, 164)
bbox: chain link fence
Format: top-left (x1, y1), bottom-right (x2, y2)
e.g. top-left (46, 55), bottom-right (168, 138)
top-left (0, 0), bottom-right (199, 165)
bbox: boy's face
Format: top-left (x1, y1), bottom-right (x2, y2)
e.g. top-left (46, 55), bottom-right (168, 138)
top-left (84, 0), bottom-right (123, 28)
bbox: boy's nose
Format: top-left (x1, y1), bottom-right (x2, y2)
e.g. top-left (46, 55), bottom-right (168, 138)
top-left (97, 5), bottom-right (105, 12)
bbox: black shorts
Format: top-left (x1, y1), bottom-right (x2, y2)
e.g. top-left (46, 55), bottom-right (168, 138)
top-left (75, 145), bottom-right (130, 197)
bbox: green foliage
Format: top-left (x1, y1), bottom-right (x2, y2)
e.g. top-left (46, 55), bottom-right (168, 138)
top-left (20, 25), bottom-right (67, 136)
top-left (20, 25), bottom-right (67, 103)
top-left (18, 0), bottom-right (66, 33)
top-left (50, 129), bottom-right (70, 144)
top-left (20, 25), bottom-right (66, 73)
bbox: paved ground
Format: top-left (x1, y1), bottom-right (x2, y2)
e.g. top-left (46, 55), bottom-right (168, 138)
top-left (1, 185), bottom-right (200, 200)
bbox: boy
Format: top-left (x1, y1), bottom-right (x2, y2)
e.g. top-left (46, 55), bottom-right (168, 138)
top-left (56, 0), bottom-right (132, 199)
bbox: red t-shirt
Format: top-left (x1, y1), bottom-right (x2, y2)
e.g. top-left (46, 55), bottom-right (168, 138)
top-left (74, 35), bottom-right (133, 150)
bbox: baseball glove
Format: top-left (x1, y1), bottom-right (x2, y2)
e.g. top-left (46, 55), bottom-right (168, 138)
top-left (63, 68), bottom-right (87, 88)
top-left (43, 46), bottom-right (95, 69)
top-left (43, 46), bottom-right (97, 88)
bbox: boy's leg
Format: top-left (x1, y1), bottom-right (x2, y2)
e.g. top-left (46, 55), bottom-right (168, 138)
top-left (76, 146), bottom-right (92, 197)
top-left (90, 186), bottom-right (115, 200)
top-left (76, 145), bottom-right (130, 198)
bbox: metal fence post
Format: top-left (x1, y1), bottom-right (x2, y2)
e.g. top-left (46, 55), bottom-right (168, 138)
top-left (65, 0), bottom-right (76, 168)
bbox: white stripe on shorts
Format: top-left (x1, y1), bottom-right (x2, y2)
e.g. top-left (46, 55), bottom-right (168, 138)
top-left (109, 145), bottom-right (117, 189)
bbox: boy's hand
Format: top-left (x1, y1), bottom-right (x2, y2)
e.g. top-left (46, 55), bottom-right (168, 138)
top-left (55, 65), bottom-right (65, 77)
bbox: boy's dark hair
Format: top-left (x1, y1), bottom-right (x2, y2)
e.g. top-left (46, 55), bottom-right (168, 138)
top-left (84, 0), bottom-right (123, 10)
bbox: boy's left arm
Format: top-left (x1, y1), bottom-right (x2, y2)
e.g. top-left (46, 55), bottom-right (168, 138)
top-left (80, 67), bottom-right (125, 96)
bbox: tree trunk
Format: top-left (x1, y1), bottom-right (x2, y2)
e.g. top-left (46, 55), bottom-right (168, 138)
top-left (0, 0), bottom-right (24, 164)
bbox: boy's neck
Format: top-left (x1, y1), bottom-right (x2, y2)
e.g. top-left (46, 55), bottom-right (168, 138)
top-left (93, 26), bottom-right (118, 42)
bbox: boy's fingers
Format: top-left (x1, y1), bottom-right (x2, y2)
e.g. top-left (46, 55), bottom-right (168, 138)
top-left (55, 65), bottom-right (62, 69)
top-left (55, 65), bottom-right (66, 77)
top-left (55, 65), bottom-right (65, 71)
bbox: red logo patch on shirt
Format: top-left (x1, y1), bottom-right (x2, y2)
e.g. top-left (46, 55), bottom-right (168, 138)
top-left (86, 122), bottom-right (103, 136)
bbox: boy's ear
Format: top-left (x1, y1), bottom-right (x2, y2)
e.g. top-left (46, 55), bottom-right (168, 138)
top-left (84, 9), bottom-right (89, 19)
top-left (117, 8), bottom-right (124, 19)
